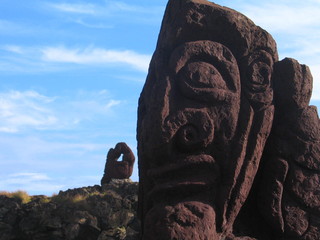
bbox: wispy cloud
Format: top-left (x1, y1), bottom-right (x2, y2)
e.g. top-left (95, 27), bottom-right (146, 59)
top-left (47, 1), bottom-right (164, 15)
top-left (0, 45), bottom-right (151, 73)
top-left (289, 39), bottom-right (320, 61)
top-left (72, 19), bottom-right (113, 29)
top-left (0, 131), bottom-right (138, 195)
top-left (241, 3), bottom-right (320, 35)
top-left (0, 134), bottom-right (108, 167)
top-left (41, 46), bottom-right (150, 72)
top-left (0, 90), bottom-right (122, 133)
top-left (0, 172), bottom-right (64, 193)
top-left (104, 1), bottom-right (164, 14)
top-left (48, 3), bottom-right (97, 15)
top-left (0, 90), bottom-right (57, 133)
top-left (1, 45), bottom-right (24, 54)
top-left (0, 132), bottom-right (117, 195)
top-left (116, 75), bottom-right (147, 83)
top-left (9, 172), bottom-right (50, 182)
top-left (0, 172), bottom-right (64, 194)
top-left (45, 1), bottom-right (165, 27)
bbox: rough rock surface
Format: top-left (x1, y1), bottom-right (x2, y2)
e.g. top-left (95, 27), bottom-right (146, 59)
top-left (137, 0), bottom-right (320, 239)
top-left (0, 180), bottom-right (139, 240)
top-left (101, 143), bottom-right (135, 184)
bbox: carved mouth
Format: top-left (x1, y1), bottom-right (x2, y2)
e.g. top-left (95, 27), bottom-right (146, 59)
top-left (146, 154), bottom-right (220, 203)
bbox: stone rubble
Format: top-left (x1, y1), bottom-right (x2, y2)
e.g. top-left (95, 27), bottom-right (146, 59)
top-left (0, 179), bottom-right (139, 240)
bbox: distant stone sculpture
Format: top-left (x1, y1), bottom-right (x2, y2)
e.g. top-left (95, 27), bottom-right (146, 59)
top-left (101, 142), bottom-right (135, 184)
top-left (137, 0), bottom-right (319, 239)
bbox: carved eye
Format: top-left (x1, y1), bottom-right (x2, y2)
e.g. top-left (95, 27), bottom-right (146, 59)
top-left (169, 41), bottom-right (240, 103)
top-left (179, 61), bottom-right (228, 90)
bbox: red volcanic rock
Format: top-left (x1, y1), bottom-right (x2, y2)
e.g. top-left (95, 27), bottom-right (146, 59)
top-left (258, 58), bottom-right (320, 239)
top-left (144, 201), bottom-right (218, 240)
top-left (101, 142), bottom-right (135, 184)
top-left (137, 0), bottom-right (319, 239)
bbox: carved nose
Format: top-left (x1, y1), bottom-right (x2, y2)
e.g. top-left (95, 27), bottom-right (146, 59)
top-left (173, 111), bottom-right (214, 152)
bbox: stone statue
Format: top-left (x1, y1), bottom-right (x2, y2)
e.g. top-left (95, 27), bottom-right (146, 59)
top-left (137, 0), bottom-right (320, 239)
top-left (101, 142), bottom-right (135, 184)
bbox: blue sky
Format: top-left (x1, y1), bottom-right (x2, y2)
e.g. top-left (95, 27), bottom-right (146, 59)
top-left (0, 0), bottom-right (319, 196)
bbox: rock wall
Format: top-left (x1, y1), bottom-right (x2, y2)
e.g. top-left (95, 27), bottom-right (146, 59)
top-left (0, 180), bottom-right (139, 240)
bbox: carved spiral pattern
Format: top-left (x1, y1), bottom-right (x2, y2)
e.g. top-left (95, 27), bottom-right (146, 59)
top-left (244, 50), bottom-right (274, 108)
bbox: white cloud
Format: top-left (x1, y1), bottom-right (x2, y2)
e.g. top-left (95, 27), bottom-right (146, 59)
top-left (2, 45), bottom-right (24, 54)
top-left (0, 172), bottom-right (64, 194)
top-left (290, 40), bottom-right (320, 60)
top-left (72, 19), bottom-right (113, 29)
top-left (0, 134), bottom-right (108, 167)
top-left (242, 3), bottom-right (320, 35)
top-left (0, 45), bottom-right (151, 73)
top-left (48, 1), bottom-right (164, 15)
top-left (106, 99), bottom-right (121, 109)
top-left (45, 1), bottom-right (165, 27)
top-left (9, 172), bottom-right (50, 181)
top-left (48, 3), bottom-right (97, 15)
top-left (0, 90), bottom-right (57, 133)
top-left (0, 127), bottom-right (16, 133)
top-left (7, 90), bottom-right (55, 102)
top-left (0, 133), bottom-right (114, 195)
top-left (108, 1), bottom-right (138, 12)
top-left (115, 75), bottom-right (146, 83)
top-left (0, 90), bottom-right (122, 133)
top-left (105, 1), bottom-right (162, 14)
top-left (41, 46), bottom-right (150, 72)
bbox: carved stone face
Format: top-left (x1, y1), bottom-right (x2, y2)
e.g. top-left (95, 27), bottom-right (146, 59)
top-left (139, 40), bottom-right (241, 238)
top-left (137, 0), bottom-right (277, 238)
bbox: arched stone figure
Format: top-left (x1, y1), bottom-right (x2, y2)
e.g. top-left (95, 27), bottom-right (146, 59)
top-left (137, 0), bottom-right (319, 239)
top-left (101, 142), bottom-right (135, 184)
